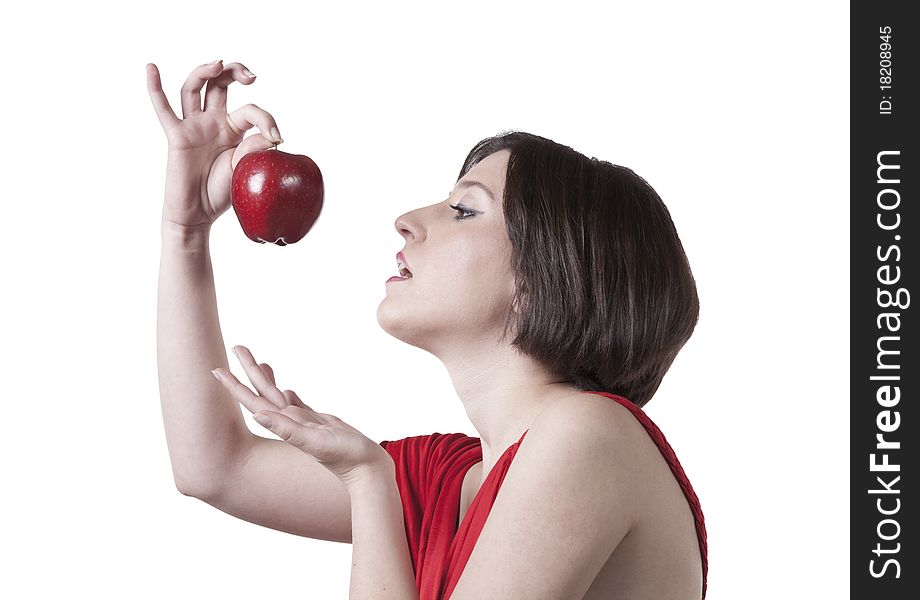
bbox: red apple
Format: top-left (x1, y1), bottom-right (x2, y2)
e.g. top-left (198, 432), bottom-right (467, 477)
top-left (230, 148), bottom-right (324, 246)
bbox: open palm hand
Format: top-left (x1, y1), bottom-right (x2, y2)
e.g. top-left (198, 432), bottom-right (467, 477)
top-left (211, 345), bottom-right (391, 488)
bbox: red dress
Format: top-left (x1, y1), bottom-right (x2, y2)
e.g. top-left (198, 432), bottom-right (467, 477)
top-left (379, 391), bottom-right (708, 599)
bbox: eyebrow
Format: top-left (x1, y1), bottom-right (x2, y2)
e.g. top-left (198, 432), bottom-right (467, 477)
top-left (454, 180), bottom-right (496, 202)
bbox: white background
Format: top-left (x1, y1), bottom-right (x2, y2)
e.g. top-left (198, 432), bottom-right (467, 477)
top-left (0, 1), bottom-right (848, 598)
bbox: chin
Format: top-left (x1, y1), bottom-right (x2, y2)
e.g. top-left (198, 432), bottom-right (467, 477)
top-left (376, 299), bottom-right (412, 341)
top-left (376, 302), bottom-right (445, 354)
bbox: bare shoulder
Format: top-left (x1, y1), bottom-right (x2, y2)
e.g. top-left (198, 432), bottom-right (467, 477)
top-left (450, 392), bottom-right (648, 598)
top-left (528, 392), bottom-right (704, 600)
top-left (520, 392), bottom-right (663, 518)
top-left (531, 391), bottom-right (674, 501)
top-left (536, 391), bottom-right (654, 456)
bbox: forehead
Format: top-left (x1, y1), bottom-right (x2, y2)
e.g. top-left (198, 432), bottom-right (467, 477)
top-left (456, 150), bottom-right (510, 197)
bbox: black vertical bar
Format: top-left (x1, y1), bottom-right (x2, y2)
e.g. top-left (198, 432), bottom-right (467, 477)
top-left (851, 2), bottom-right (917, 597)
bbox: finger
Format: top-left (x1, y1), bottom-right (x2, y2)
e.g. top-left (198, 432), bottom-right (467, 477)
top-left (254, 410), bottom-right (323, 453)
top-left (226, 102), bottom-right (283, 148)
top-left (279, 404), bottom-right (326, 426)
top-left (204, 62), bottom-right (256, 113)
top-left (282, 400), bottom-right (337, 426)
top-left (284, 389), bottom-right (311, 410)
top-left (211, 367), bottom-right (280, 414)
top-left (146, 63), bottom-right (180, 131)
top-left (259, 362), bottom-right (276, 386)
top-left (276, 393), bottom-right (329, 423)
top-left (262, 365), bottom-right (304, 409)
top-left (231, 345), bottom-right (289, 408)
top-left (181, 59), bottom-right (224, 119)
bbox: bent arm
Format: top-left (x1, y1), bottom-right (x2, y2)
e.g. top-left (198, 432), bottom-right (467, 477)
top-left (157, 219), bottom-right (251, 496)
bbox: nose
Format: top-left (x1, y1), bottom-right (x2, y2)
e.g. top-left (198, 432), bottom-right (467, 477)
top-left (394, 211), bottom-right (419, 241)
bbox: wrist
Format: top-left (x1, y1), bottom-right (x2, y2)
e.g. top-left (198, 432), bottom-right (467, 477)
top-left (343, 455), bottom-right (396, 497)
top-left (161, 219), bottom-right (212, 251)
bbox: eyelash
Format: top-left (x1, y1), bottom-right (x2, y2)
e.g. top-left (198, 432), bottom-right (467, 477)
top-left (449, 204), bottom-right (476, 220)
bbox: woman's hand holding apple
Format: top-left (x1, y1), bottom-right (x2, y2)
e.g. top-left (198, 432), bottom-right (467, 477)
top-left (146, 60), bottom-right (283, 231)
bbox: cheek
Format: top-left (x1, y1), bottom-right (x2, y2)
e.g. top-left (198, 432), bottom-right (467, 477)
top-left (448, 237), bottom-right (506, 281)
top-left (437, 224), bottom-right (514, 302)
top-left (457, 247), bottom-right (513, 305)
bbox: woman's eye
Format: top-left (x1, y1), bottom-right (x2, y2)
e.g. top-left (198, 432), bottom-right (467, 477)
top-left (449, 204), bottom-right (476, 220)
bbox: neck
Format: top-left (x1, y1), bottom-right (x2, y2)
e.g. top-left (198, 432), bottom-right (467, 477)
top-left (439, 337), bottom-right (581, 470)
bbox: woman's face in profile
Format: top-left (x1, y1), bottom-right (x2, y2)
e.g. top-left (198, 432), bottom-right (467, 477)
top-left (377, 149), bottom-right (516, 351)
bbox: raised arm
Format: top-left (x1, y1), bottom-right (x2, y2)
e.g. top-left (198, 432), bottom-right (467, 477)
top-left (149, 58), bottom-right (280, 494)
top-left (148, 60), bottom-right (359, 545)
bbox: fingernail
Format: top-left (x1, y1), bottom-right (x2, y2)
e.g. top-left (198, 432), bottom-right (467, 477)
top-left (242, 68), bottom-right (256, 78)
top-left (254, 414), bottom-right (273, 428)
top-left (270, 127), bottom-right (283, 143)
top-left (211, 369), bottom-right (223, 382)
top-left (232, 347), bottom-right (240, 358)
top-left (209, 59), bottom-right (223, 65)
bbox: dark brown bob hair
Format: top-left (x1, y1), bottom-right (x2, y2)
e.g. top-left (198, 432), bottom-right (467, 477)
top-left (458, 130), bottom-right (699, 408)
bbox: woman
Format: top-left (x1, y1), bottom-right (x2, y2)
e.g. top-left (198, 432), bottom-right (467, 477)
top-left (149, 59), bottom-right (707, 600)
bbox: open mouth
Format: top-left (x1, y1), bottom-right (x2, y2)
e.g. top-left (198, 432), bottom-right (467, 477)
top-left (396, 252), bottom-right (413, 279)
